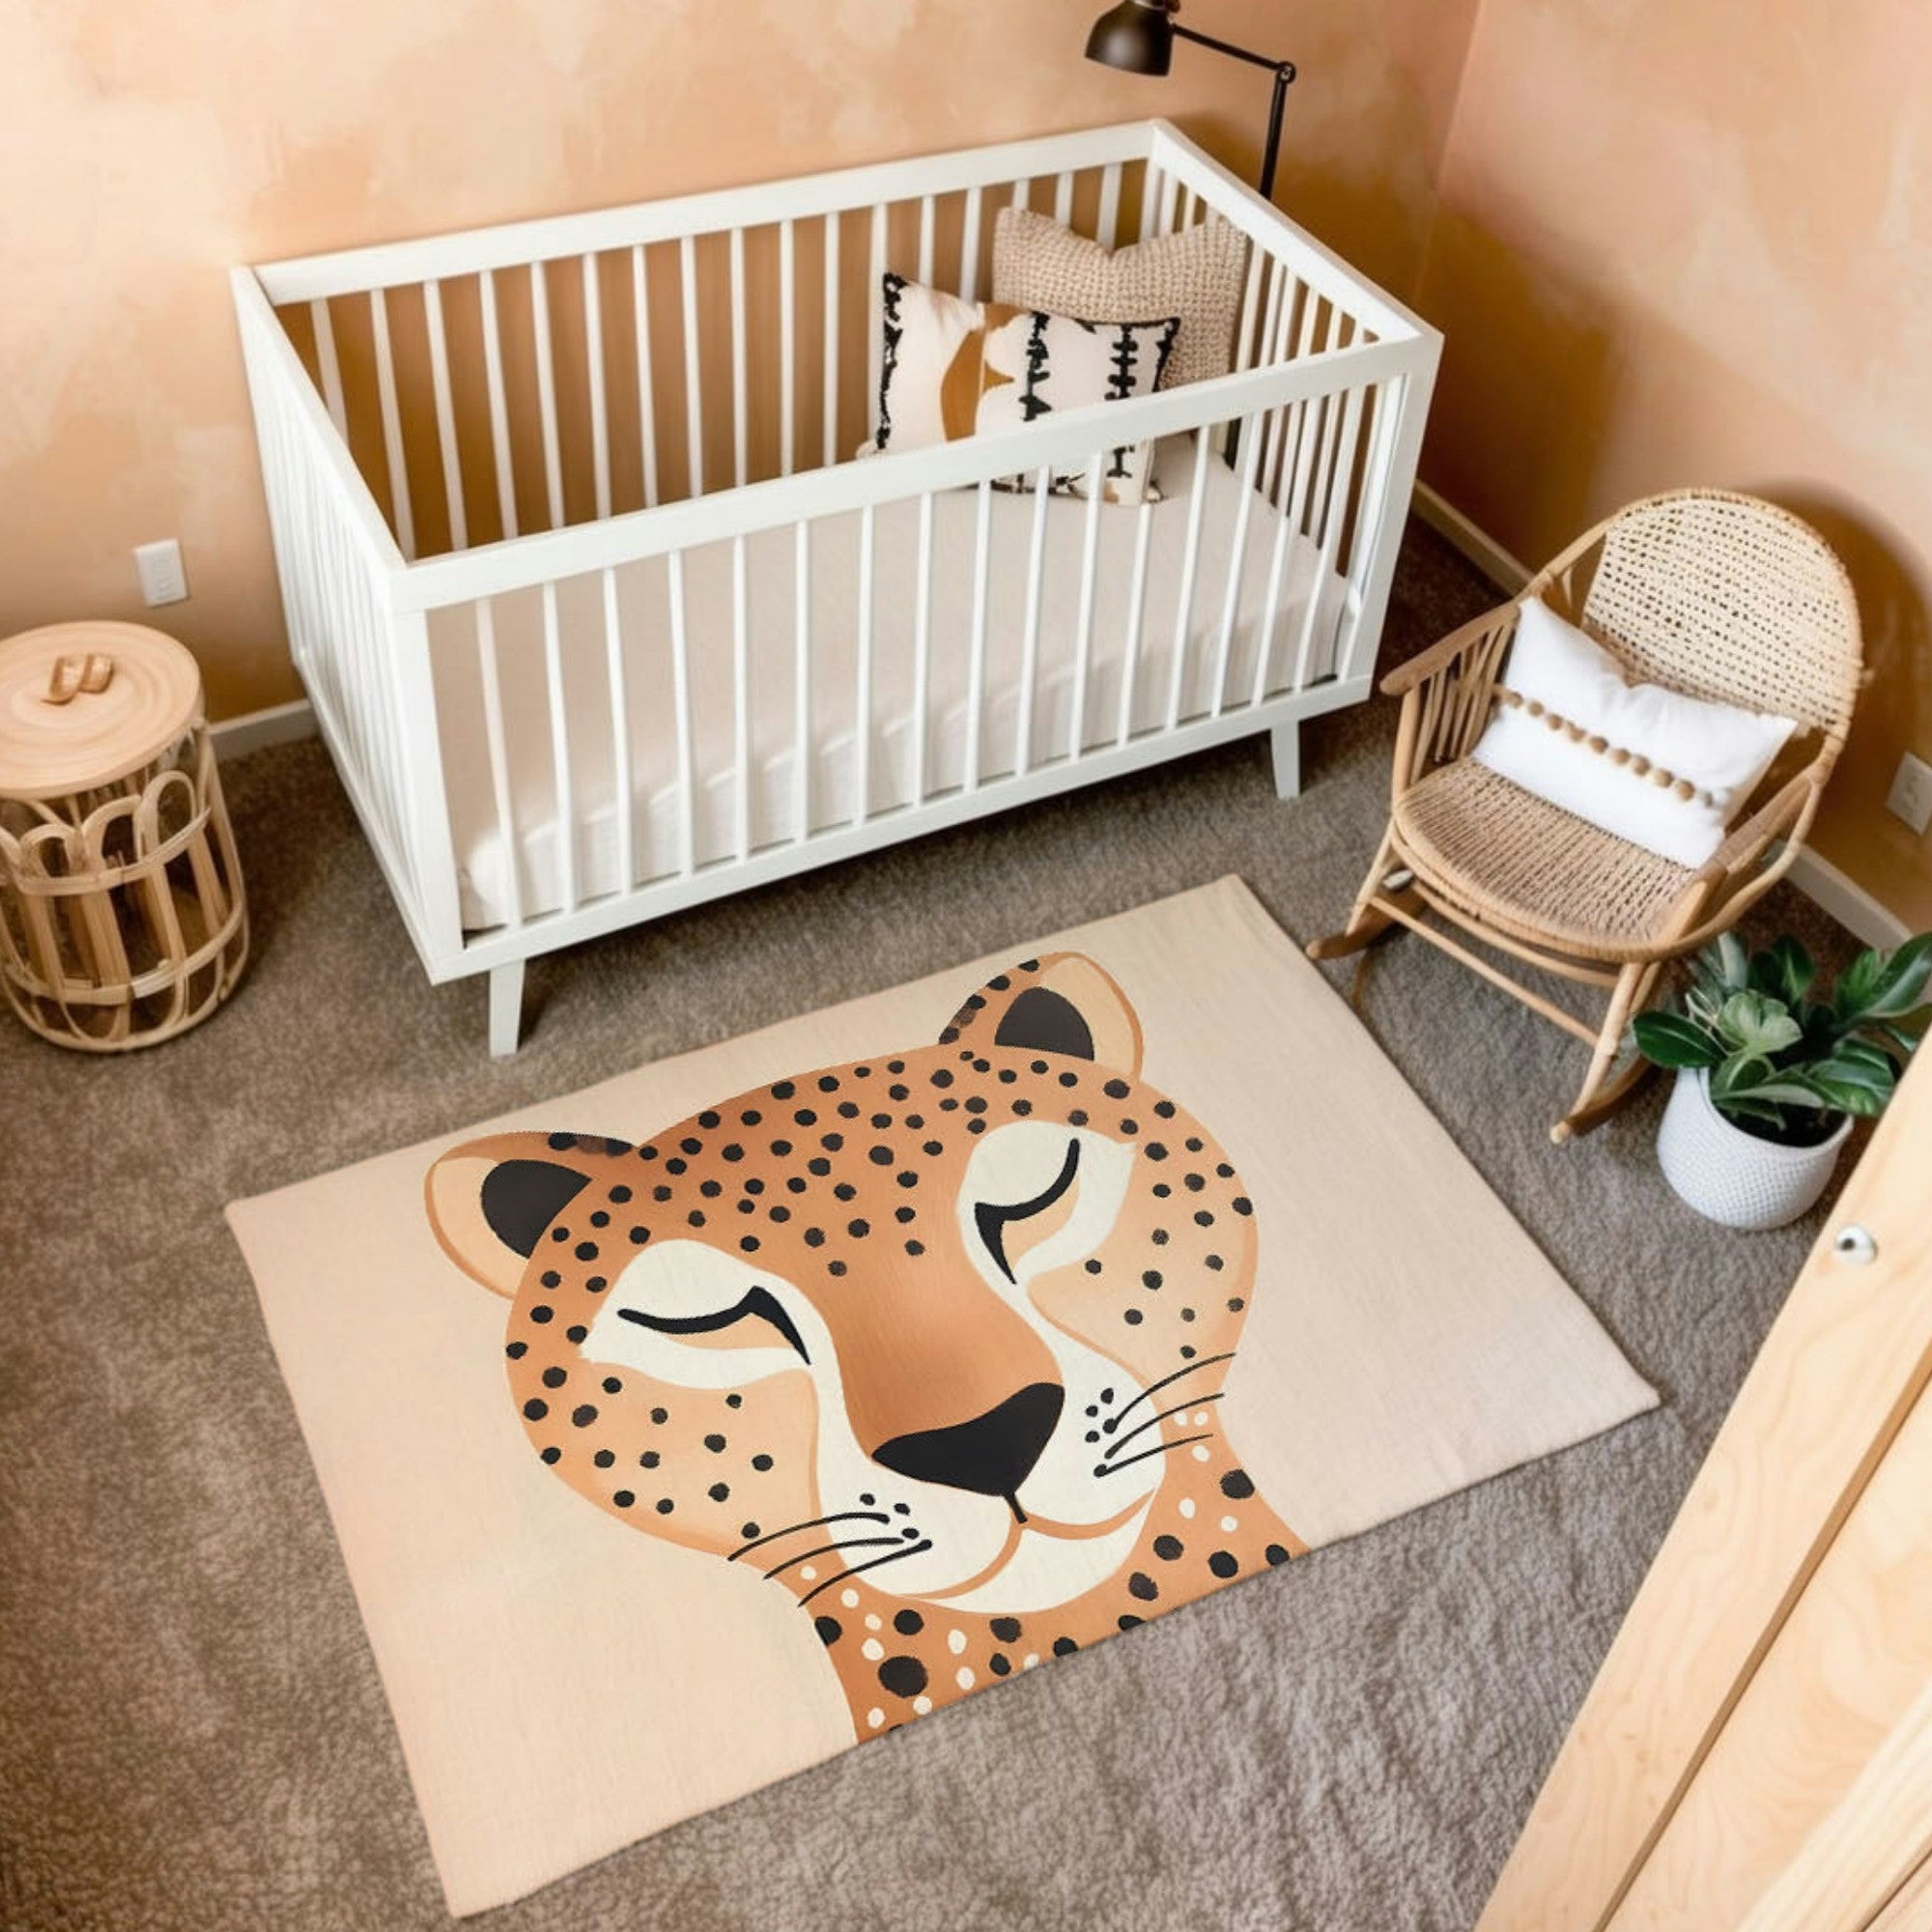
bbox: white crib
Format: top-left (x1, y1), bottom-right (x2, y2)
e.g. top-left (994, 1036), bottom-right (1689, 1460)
top-left (232, 120), bottom-right (1438, 1054)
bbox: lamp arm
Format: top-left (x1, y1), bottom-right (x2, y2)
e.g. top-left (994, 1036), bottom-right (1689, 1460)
top-left (1169, 24), bottom-right (1295, 201)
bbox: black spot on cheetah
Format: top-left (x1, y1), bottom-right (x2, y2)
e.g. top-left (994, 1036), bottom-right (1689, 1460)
top-left (571, 1405), bottom-right (598, 1428)
top-left (1208, 1551), bottom-right (1239, 1578)
top-left (528, 1306), bottom-right (554, 1324)
top-left (594, 1449), bottom-right (615, 1468)
top-left (1221, 1469), bottom-right (1256, 1499)
top-left (893, 1608), bottom-right (923, 1636)
top-left (540, 1446), bottom-right (560, 1464)
top-left (703, 1434), bottom-right (726, 1453)
top-left (523, 1398), bottom-right (549, 1420)
top-left (1127, 1572), bottom-right (1158, 1601)
top-left (815, 1616), bottom-right (843, 1646)
top-left (1118, 1614), bottom-right (1144, 1631)
top-left (1052, 1636), bottom-right (1078, 1657)
top-left (878, 1655), bottom-right (928, 1699)
top-left (1266, 1544), bottom-right (1293, 1566)
top-left (990, 1616), bottom-right (1022, 1642)
top-left (612, 1491), bottom-right (635, 1509)
top-left (989, 1653), bottom-right (1011, 1675)
top-left (1153, 1534), bottom-right (1184, 1560)
top-left (753, 1454), bottom-right (774, 1471)
top-left (542, 1367), bottom-right (567, 1388)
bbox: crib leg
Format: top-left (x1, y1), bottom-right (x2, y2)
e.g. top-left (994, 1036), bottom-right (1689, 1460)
top-left (488, 960), bottom-right (526, 1060)
top-left (1269, 722), bottom-right (1302, 800)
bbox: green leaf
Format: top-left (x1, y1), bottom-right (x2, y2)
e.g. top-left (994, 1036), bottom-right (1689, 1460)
top-left (1632, 1011), bottom-right (1723, 1068)
top-left (1717, 990), bottom-right (1804, 1059)
top-left (1748, 936), bottom-right (1815, 1009)
top-left (1709, 931), bottom-right (1750, 994)
top-left (1711, 1050), bottom-right (1776, 1103)
top-left (1713, 1094), bottom-right (1788, 1131)
top-left (1835, 934), bottom-right (1932, 1025)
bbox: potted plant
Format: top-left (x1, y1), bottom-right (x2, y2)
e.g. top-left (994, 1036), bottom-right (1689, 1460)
top-left (1633, 930), bottom-right (1931, 1230)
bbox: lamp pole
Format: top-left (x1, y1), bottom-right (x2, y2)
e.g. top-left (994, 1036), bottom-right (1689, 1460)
top-left (1167, 25), bottom-right (1296, 200)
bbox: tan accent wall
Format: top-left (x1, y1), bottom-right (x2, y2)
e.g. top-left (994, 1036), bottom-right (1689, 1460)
top-left (1413, 0), bottom-right (1932, 930)
top-left (0, 0), bottom-right (1475, 722)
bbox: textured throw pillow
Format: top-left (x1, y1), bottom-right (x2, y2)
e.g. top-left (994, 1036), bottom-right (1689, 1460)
top-left (869, 272), bottom-right (1179, 502)
top-left (1469, 598), bottom-right (1798, 868)
top-left (993, 207), bottom-right (1248, 391)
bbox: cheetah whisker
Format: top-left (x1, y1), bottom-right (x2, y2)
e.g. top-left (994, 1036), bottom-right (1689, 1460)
top-left (1102, 1352), bottom-right (1235, 1432)
top-left (796, 1539), bottom-right (935, 1606)
top-left (1102, 1391), bottom-right (1224, 1463)
top-left (1094, 1433), bottom-right (1213, 1479)
top-left (761, 1535), bottom-right (907, 1582)
top-left (729, 1510), bottom-right (891, 1562)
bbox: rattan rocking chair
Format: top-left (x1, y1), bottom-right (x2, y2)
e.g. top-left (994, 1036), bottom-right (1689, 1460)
top-left (1309, 488), bottom-right (1864, 1142)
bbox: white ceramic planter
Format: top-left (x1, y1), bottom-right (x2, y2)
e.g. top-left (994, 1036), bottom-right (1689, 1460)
top-left (1656, 1067), bottom-right (1852, 1231)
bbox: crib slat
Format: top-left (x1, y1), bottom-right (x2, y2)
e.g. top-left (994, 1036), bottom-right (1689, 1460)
top-left (853, 504), bottom-right (875, 826)
top-left (959, 185), bottom-right (983, 304)
top-left (1281, 300), bottom-right (1338, 531)
top-left (729, 226), bottom-right (749, 490)
top-left (917, 195), bottom-right (935, 287)
top-left (540, 581), bottom-right (577, 912)
top-left (780, 218), bottom-right (797, 479)
top-left (1232, 244), bottom-right (1268, 377)
top-left (1254, 281), bottom-right (1310, 705)
top-left (1010, 177), bottom-right (1031, 213)
top-left (308, 299), bottom-right (348, 437)
top-left (1116, 498), bottom-right (1155, 746)
top-left (964, 479), bottom-right (992, 793)
top-left (1068, 457), bottom-right (1103, 761)
top-left (479, 269), bottom-right (520, 540)
top-left (821, 213), bottom-right (841, 469)
top-left (1014, 465), bottom-right (1051, 778)
top-left (733, 536), bottom-right (752, 862)
top-left (1293, 378), bottom-right (1368, 692)
top-left (867, 203), bottom-right (887, 444)
top-left (1137, 168), bottom-right (1162, 243)
top-left (631, 246), bottom-right (660, 510)
top-left (668, 550), bottom-right (696, 874)
top-left (600, 566), bottom-right (633, 892)
top-left (1097, 163), bottom-right (1122, 248)
top-left (680, 234), bottom-right (703, 498)
top-left (582, 254), bottom-right (611, 522)
top-left (1164, 432), bottom-right (1214, 728)
top-left (1157, 172), bottom-right (1180, 240)
top-left (1052, 171), bottom-right (1074, 227)
top-left (422, 280), bottom-right (469, 552)
top-left (793, 521), bottom-right (811, 841)
top-left (528, 265), bottom-right (566, 531)
top-left (1210, 404), bottom-right (1269, 715)
top-left (912, 492), bottom-right (934, 803)
top-left (368, 289), bottom-right (416, 560)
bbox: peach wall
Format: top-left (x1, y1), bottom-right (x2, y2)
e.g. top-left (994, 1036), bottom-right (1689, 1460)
top-left (0, 0), bottom-right (1475, 721)
top-left (1414, 0), bottom-right (1932, 928)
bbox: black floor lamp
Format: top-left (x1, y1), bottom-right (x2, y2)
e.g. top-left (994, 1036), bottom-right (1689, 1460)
top-left (1085, 0), bottom-right (1297, 201)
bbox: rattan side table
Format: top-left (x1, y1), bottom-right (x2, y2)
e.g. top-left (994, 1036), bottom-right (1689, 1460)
top-left (0, 621), bottom-right (248, 1050)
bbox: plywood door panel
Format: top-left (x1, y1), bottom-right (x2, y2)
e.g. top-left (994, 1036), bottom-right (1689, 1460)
top-left (1609, 1382), bottom-right (1932, 1926)
top-left (1736, 1675), bottom-right (1932, 1932)
top-left (1478, 1051), bottom-right (1932, 1932)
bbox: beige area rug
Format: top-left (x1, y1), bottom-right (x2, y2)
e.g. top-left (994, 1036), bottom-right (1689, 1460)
top-left (228, 877), bottom-right (1655, 1915)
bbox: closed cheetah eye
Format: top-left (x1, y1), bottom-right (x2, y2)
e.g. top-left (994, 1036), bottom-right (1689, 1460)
top-left (975, 1139), bottom-right (1080, 1283)
top-left (618, 1286), bottom-right (810, 1362)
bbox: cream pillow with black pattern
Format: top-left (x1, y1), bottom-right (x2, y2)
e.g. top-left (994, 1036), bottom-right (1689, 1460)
top-left (867, 272), bottom-right (1179, 503)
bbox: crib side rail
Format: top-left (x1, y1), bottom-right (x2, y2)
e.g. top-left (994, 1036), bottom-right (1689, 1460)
top-left (252, 124), bottom-right (1162, 303)
top-left (232, 270), bottom-right (465, 971)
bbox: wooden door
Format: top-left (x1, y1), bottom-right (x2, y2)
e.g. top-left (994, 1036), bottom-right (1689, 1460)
top-left (1477, 1049), bottom-right (1932, 1930)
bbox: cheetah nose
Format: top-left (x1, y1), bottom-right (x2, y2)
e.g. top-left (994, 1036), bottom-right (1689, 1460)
top-left (870, 1383), bottom-right (1065, 1499)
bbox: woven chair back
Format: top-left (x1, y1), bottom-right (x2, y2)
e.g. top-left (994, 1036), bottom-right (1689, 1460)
top-left (1552, 492), bottom-right (1861, 738)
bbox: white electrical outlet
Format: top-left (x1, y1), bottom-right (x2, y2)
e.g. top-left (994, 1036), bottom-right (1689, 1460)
top-left (1886, 752), bottom-right (1932, 837)
top-left (133, 538), bottom-right (189, 608)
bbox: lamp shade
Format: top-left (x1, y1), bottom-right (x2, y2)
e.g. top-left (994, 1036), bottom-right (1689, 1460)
top-left (1085, 0), bottom-right (1175, 77)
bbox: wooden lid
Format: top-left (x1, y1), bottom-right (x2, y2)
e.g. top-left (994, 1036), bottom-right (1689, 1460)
top-left (0, 621), bottom-right (204, 800)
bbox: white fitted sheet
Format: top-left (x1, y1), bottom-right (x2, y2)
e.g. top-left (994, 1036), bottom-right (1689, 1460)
top-left (430, 437), bottom-right (1350, 931)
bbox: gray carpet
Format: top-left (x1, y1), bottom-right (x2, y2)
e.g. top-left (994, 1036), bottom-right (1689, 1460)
top-left (0, 521), bottom-right (1857, 1932)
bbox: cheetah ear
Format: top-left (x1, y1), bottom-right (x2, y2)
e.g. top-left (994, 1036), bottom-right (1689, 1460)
top-left (425, 1130), bottom-right (610, 1298)
top-left (941, 952), bottom-right (1143, 1077)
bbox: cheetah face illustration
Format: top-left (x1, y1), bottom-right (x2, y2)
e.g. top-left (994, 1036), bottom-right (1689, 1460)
top-left (427, 953), bottom-right (1302, 1735)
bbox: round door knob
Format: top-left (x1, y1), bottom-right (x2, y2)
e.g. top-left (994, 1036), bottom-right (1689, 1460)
top-left (1833, 1225), bottom-right (1878, 1265)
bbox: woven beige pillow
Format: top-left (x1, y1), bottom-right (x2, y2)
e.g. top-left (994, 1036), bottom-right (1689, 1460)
top-left (993, 207), bottom-right (1248, 390)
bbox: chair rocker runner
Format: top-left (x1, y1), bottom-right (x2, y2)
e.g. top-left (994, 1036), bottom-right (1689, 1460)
top-left (1309, 488), bottom-right (1864, 1143)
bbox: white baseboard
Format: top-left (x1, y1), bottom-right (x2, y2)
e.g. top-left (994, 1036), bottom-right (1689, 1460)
top-left (210, 696), bottom-right (315, 759)
top-left (1409, 482), bottom-right (1918, 951)
top-left (1782, 846), bottom-right (1913, 951)
top-left (1413, 480), bottom-right (1531, 592)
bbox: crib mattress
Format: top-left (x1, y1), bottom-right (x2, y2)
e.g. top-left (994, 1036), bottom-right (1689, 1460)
top-left (430, 437), bottom-right (1350, 932)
